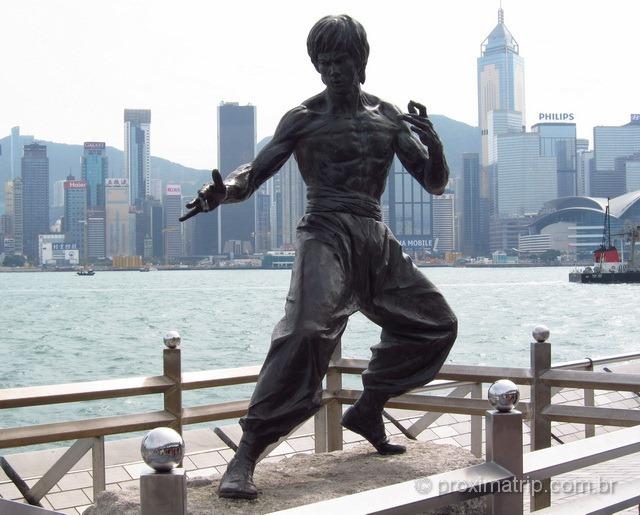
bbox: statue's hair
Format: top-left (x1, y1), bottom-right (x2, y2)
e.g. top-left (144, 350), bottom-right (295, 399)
top-left (307, 15), bottom-right (370, 84)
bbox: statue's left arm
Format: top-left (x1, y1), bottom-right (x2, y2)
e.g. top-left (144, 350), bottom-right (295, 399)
top-left (392, 100), bottom-right (449, 195)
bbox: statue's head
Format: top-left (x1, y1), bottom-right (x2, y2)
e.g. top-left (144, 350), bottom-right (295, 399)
top-left (307, 15), bottom-right (370, 85)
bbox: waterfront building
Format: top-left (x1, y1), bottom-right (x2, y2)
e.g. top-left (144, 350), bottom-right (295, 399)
top-left (432, 193), bottom-right (455, 252)
top-left (11, 177), bottom-right (23, 256)
top-left (592, 117), bottom-right (640, 197)
top-left (105, 178), bottom-right (131, 258)
top-left (385, 157), bottom-right (433, 255)
top-left (63, 177), bottom-right (87, 259)
top-left (81, 142), bottom-right (108, 209)
top-left (255, 191), bottom-right (271, 253)
top-left (490, 214), bottom-right (534, 253)
top-left (186, 211), bottom-right (218, 257)
top-left (623, 153), bottom-right (640, 192)
top-left (53, 180), bottom-right (66, 208)
top-left (496, 132), bottom-right (556, 217)
top-left (577, 149), bottom-right (593, 197)
top-left (218, 102), bottom-right (256, 255)
top-left (486, 110), bottom-right (523, 212)
top-left (38, 233), bottom-right (80, 266)
top-left (279, 157), bottom-right (306, 248)
top-left (21, 143), bottom-right (49, 263)
top-left (163, 184), bottom-right (182, 261)
top-left (124, 109), bottom-right (151, 205)
top-left (269, 175), bottom-right (284, 250)
top-left (3, 181), bottom-right (14, 238)
top-left (477, 7), bottom-right (525, 198)
top-left (576, 139), bottom-right (589, 153)
top-left (10, 127), bottom-right (20, 179)
top-left (460, 153), bottom-right (488, 257)
top-left (150, 179), bottom-right (163, 201)
top-left (532, 123), bottom-right (577, 198)
top-left (87, 215), bottom-right (106, 260)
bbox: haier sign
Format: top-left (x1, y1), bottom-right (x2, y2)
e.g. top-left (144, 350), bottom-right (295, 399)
top-left (538, 113), bottom-right (575, 121)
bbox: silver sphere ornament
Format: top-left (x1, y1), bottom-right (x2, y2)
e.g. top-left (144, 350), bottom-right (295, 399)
top-left (532, 325), bottom-right (550, 343)
top-left (141, 427), bottom-right (184, 472)
top-left (163, 330), bottom-right (181, 349)
top-left (488, 379), bottom-right (520, 412)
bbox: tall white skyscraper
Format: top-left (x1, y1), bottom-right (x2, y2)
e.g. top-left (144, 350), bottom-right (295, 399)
top-left (123, 109), bottom-right (151, 205)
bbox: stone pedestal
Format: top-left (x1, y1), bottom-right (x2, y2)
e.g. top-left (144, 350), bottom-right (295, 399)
top-left (140, 467), bottom-right (187, 515)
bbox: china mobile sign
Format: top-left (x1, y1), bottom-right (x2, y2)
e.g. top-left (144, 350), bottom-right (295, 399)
top-left (538, 113), bottom-right (575, 121)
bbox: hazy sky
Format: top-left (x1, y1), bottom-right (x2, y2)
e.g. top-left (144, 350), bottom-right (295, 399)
top-left (2, 0), bottom-right (638, 170)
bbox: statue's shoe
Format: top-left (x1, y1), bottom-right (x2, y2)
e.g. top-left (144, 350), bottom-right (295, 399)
top-left (341, 405), bottom-right (406, 455)
top-left (217, 458), bottom-right (258, 500)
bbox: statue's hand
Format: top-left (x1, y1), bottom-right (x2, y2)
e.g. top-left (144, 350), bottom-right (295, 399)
top-left (401, 100), bottom-right (443, 155)
top-left (179, 169), bottom-right (227, 222)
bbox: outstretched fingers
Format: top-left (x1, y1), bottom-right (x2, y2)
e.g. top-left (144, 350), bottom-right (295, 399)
top-left (408, 100), bottom-right (427, 117)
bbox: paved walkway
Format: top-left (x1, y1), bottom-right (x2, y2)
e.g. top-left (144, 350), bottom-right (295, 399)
top-left (1, 371), bottom-right (639, 514)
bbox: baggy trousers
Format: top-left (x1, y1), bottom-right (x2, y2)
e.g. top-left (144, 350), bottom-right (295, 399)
top-left (239, 211), bottom-right (458, 446)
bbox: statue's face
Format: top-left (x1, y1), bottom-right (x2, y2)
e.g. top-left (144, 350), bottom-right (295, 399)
top-left (317, 51), bottom-right (359, 94)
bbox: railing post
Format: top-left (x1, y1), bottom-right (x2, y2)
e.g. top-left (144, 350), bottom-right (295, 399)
top-left (326, 344), bottom-right (343, 451)
top-left (163, 331), bottom-right (183, 436)
top-left (584, 358), bottom-right (595, 438)
top-left (530, 325), bottom-right (552, 510)
top-left (486, 379), bottom-right (523, 515)
top-left (470, 382), bottom-right (483, 457)
top-left (92, 436), bottom-right (106, 499)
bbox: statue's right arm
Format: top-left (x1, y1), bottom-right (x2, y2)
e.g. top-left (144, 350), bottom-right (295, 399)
top-left (222, 106), bottom-right (306, 204)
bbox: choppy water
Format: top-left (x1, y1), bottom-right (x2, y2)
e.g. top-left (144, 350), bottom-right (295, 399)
top-left (2, 267), bottom-right (639, 447)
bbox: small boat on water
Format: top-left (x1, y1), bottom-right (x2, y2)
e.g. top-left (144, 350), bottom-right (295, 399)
top-left (569, 201), bottom-right (640, 284)
top-left (77, 268), bottom-right (95, 276)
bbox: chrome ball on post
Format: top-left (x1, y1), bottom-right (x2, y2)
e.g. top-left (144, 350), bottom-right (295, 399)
top-left (163, 330), bottom-right (181, 349)
top-left (532, 325), bottom-right (550, 343)
top-left (488, 379), bottom-right (520, 413)
top-left (141, 427), bottom-right (185, 472)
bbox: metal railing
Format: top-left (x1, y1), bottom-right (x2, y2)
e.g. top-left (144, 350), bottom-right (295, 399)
top-left (0, 326), bottom-right (639, 511)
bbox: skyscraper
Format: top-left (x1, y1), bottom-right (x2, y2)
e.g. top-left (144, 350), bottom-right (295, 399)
top-left (21, 143), bottom-right (49, 262)
top-left (10, 127), bottom-right (20, 179)
top-left (460, 153), bottom-right (486, 256)
top-left (105, 178), bottom-right (131, 258)
top-left (478, 7), bottom-right (525, 209)
top-left (432, 194), bottom-right (455, 252)
top-left (592, 117), bottom-right (640, 197)
top-left (63, 177), bottom-right (87, 260)
top-left (11, 178), bottom-right (23, 256)
top-left (218, 102), bottom-right (256, 255)
top-left (532, 123), bottom-right (577, 198)
top-left (124, 109), bottom-right (151, 205)
top-left (496, 133), bottom-right (556, 217)
top-left (385, 157), bottom-right (433, 253)
top-left (163, 185), bottom-right (182, 261)
top-left (279, 157), bottom-right (307, 248)
top-left (81, 142), bottom-right (108, 209)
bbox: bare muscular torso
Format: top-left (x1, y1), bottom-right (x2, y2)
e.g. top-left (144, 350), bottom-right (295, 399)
top-left (292, 92), bottom-right (402, 201)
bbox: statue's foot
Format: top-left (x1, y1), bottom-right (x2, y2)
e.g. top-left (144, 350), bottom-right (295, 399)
top-left (341, 405), bottom-right (406, 455)
top-left (217, 457), bottom-right (258, 500)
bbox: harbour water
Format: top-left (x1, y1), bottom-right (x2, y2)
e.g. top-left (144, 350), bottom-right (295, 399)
top-left (2, 267), bottom-right (639, 434)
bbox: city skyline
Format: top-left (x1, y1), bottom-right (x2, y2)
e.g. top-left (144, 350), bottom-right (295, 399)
top-left (1, 0), bottom-right (638, 169)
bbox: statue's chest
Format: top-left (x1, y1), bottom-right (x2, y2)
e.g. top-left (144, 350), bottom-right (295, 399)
top-left (308, 116), bottom-right (395, 159)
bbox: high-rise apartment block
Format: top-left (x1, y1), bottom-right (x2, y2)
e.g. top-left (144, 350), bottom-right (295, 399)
top-left (278, 157), bottom-right (307, 248)
top-left (218, 102), bottom-right (256, 255)
top-left (432, 194), bottom-right (455, 252)
top-left (124, 109), bottom-right (151, 205)
top-left (460, 153), bottom-right (488, 256)
top-left (21, 143), bottom-right (49, 262)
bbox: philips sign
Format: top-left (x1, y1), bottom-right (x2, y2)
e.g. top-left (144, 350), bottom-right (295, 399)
top-left (538, 113), bottom-right (575, 122)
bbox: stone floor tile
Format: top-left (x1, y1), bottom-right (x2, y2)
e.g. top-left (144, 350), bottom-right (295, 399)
top-left (260, 455), bottom-right (286, 464)
top-left (77, 505), bottom-right (93, 514)
top-left (0, 481), bottom-right (23, 500)
top-left (81, 487), bottom-right (94, 503)
top-left (122, 462), bottom-right (153, 480)
top-left (189, 451), bottom-right (226, 469)
top-left (269, 441), bottom-right (295, 456)
top-left (453, 433), bottom-right (471, 447)
top-left (451, 414), bottom-right (469, 423)
top-left (57, 471), bottom-right (93, 491)
top-left (183, 428), bottom-right (227, 452)
top-left (218, 448), bottom-right (235, 462)
top-left (104, 466), bottom-right (131, 484)
top-left (415, 429), bottom-right (437, 442)
top-left (47, 488), bottom-right (92, 510)
top-left (342, 429), bottom-right (364, 443)
top-left (450, 421), bottom-right (471, 434)
top-left (25, 478), bottom-right (61, 493)
top-left (432, 425), bottom-right (457, 439)
top-left (117, 479), bottom-right (138, 490)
